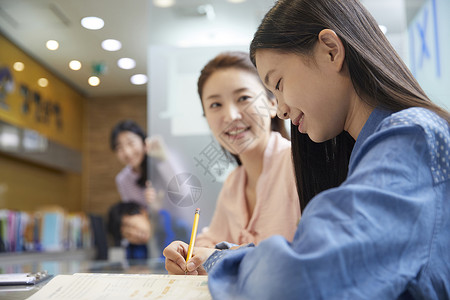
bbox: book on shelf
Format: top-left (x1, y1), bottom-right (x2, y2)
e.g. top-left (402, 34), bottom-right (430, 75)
top-left (0, 208), bottom-right (92, 254)
top-left (40, 210), bottom-right (65, 251)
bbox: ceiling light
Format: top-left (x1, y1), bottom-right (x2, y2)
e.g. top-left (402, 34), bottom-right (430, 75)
top-left (227, 0), bottom-right (246, 3)
top-left (69, 60), bottom-right (82, 71)
top-left (153, 0), bottom-right (175, 8)
top-left (46, 40), bottom-right (59, 50)
top-left (130, 74), bottom-right (148, 85)
top-left (81, 16), bottom-right (104, 30)
top-left (88, 76), bottom-right (100, 86)
top-left (38, 78), bottom-right (48, 87)
top-left (101, 39), bottom-right (122, 51)
top-left (13, 62), bottom-right (25, 71)
top-left (117, 58), bottom-right (136, 70)
top-left (379, 25), bottom-right (387, 34)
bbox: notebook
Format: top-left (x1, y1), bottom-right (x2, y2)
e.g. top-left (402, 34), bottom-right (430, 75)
top-left (25, 273), bottom-right (211, 300)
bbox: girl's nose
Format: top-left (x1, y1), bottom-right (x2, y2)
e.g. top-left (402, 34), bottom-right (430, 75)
top-left (224, 104), bottom-right (242, 122)
top-left (277, 102), bottom-right (289, 120)
top-left (122, 146), bottom-right (133, 158)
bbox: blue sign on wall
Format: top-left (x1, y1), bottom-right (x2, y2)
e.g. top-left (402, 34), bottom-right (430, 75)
top-left (0, 66), bottom-right (14, 110)
top-left (409, 0), bottom-right (449, 109)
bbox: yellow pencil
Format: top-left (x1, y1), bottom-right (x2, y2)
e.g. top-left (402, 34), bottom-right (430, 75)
top-left (186, 208), bottom-right (200, 264)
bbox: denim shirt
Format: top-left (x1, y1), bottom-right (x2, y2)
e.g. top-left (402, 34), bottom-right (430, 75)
top-left (205, 107), bottom-right (450, 300)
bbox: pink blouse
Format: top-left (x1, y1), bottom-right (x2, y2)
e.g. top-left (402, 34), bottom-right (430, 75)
top-left (196, 132), bottom-right (301, 248)
top-left (115, 159), bottom-right (176, 208)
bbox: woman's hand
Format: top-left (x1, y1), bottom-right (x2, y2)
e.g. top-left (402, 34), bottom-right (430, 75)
top-left (145, 180), bottom-right (157, 205)
top-left (121, 212), bottom-right (152, 244)
top-left (145, 136), bottom-right (168, 161)
top-left (145, 181), bottom-right (163, 210)
top-left (163, 241), bottom-right (216, 275)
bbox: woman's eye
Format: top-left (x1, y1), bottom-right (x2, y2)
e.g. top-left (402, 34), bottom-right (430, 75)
top-left (210, 102), bottom-right (221, 108)
top-left (275, 79), bottom-right (281, 91)
top-left (238, 95), bottom-right (251, 102)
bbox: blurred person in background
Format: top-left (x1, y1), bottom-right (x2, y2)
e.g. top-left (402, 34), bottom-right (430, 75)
top-left (107, 201), bottom-right (152, 259)
top-left (109, 120), bottom-right (188, 258)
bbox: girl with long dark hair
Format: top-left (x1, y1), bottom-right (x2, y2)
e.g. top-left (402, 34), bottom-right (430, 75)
top-left (164, 0), bottom-right (450, 298)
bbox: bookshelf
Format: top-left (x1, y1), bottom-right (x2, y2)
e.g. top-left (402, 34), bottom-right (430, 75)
top-left (0, 248), bottom-right (95, 264)
top-left (0, 208), bottom-right (94, 260)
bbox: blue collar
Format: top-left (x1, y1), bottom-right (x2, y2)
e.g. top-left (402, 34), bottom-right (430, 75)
top-left (349, 107), bottom-right (392, 165)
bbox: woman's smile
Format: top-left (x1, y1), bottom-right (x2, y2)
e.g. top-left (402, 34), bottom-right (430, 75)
top-left (225, 125), bottom-right (251, 140)
top-left (202, 68), bottom-right (275, 155)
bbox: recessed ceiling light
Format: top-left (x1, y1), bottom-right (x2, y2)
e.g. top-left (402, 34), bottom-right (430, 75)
top-left (88, 76), bottom-right (100, 86)
top-left (101, 39), bottom-right (122, 51)
top-left (117, 58), bottom-right (136, 70)
top-left (227, 0), bottom-right (246, 3)
top-left (379, 25), bottom-right (387, 34)
top-left (81, 16), bottom-right (104, 30)
top-left (130, 74), bottom-right (148, 85)
top-left (46, 40), bottom-right (59, 50)
top-left (153, 0), bottom-right (175, 8)
top-left (13, 62), bottom-right (25, 71)
top-left (38, 78), bottom-right (48, 87)
top-left (69, 60), bottom-right (82, 71)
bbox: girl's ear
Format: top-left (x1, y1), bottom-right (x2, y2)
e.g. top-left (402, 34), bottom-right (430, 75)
top-left (317, 29), bottom-right (345, 72)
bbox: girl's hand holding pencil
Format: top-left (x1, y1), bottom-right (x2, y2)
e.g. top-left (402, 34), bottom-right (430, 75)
top-left (163, 208), bottom-right (216, 275)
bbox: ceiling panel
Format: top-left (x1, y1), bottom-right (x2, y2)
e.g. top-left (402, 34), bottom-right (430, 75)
top-left (0, 0), bottom-right (426, 97)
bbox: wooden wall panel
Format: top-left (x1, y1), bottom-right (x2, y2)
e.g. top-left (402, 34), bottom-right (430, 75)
top-left (0, 34), bottom-right (84, 213)
top-left (0, 154), bottom-right (81, 212)
top-left (84, 94), bottom-right (147, 217)
top-left (0, 34), bottom-right (84, 151)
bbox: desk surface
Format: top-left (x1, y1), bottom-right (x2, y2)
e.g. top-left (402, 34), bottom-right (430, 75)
top-left (0, 258), bottom-right (167, 300)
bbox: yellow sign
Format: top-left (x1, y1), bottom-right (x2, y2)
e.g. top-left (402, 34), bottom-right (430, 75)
top-left (0, 34), bottom-right (84, 151)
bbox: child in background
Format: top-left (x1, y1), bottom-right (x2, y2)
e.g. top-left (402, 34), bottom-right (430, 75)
top-left (107, 201), bottom-right (151, 259)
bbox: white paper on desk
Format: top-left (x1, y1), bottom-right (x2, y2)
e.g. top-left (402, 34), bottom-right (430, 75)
top-left (0, 273), bottom-right (36, 285)
top-left (25, 273), bottom-right (211, 300)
